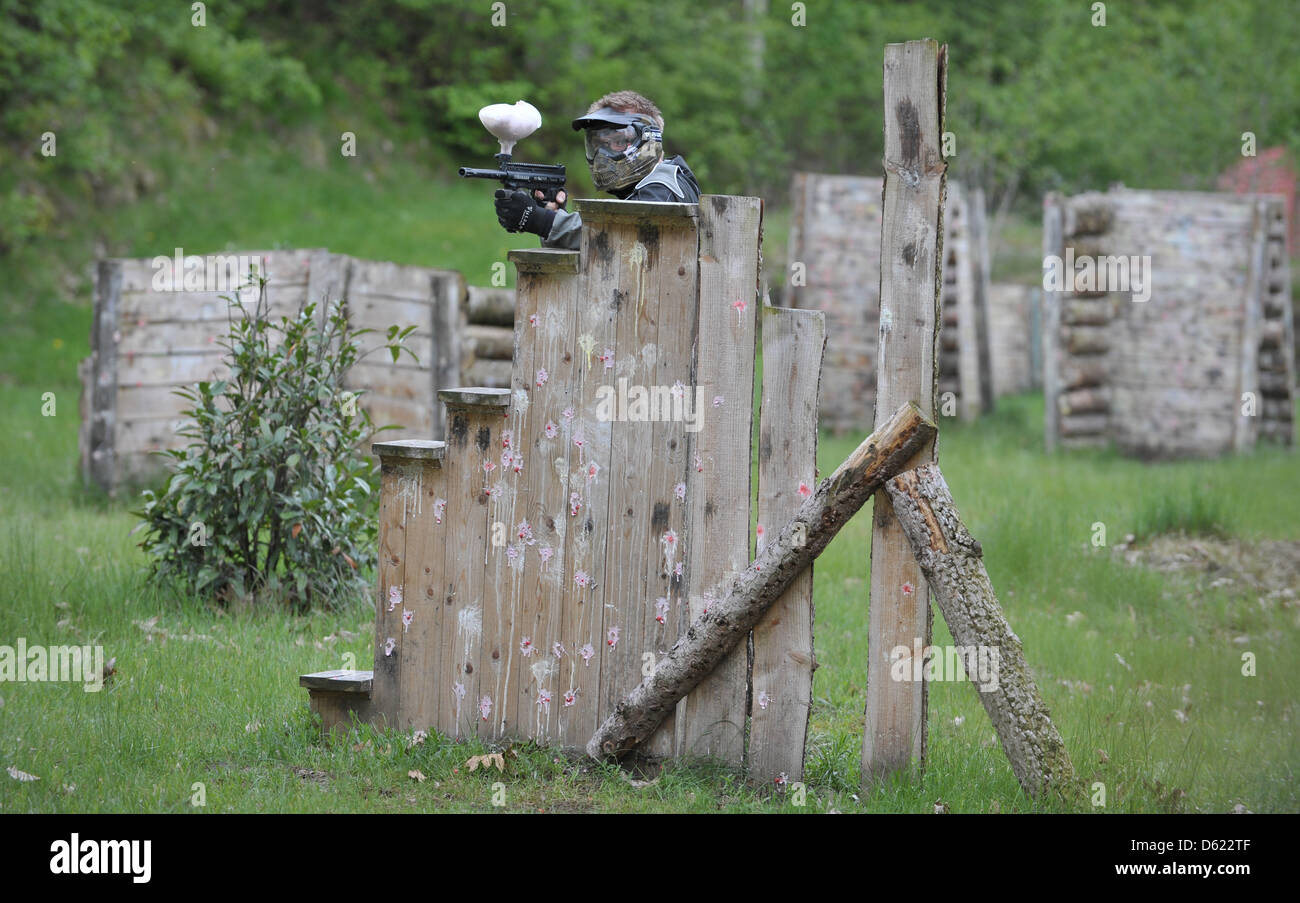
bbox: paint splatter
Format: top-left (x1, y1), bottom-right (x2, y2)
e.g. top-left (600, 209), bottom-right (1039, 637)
top-left (536, 689), bottom-right (552, 713)
top-left (486, 482), bottom-right (504, 500)
top-left (756, 522), bottom-right (765, 550)
top-left (757, 690), bottom-right (773, 710)
top-left (483, 460), bottom-right (496, 477)
top-left (670, 380), bottom-right (685, 401)
top-left (510, 452), bottom-right (524, 474)
top-left (538, 545), bottom-right (554, 568)
top-left (694, 453), bottom-right (703, 473)
top-left (453, 681), bottom-right (466, 701)
top-left (479, 696), bottom-right (493, 721)
top-left (578, 333), bottom-right (596, 367)
top-left (544, 421), bottom-right (558, 439)
top-left (569, 491), bottom-right (583, 517)
top-left (552, 642), bottom-right (566, 659)
top-left (505, 543), bottom-right (522, 569)
top-left (599, 347), bottom-right (615, 370)
top-left (580, 643), bottom-right (595, 665)
top-left (798, 481), bottom-right (812, 500)
top-left (775, 773), bottom-right (789, 787)
top-left (402, 609), bottom-right (414, 633)
top-left (528, 313), bottom-right (538, 327)
top-left (702, 591), bottom-right (716, 614)
top-left (384, 637), bottom-right (396, 656)
top-left (660, 529), bottom-right (678, 568)
top-left (501, 448), bottom-right (516, 470)
top-left (502, 429), bottom-right (513, 450)
top-left (387, 585), bottom-right (403, 612)
top-left (606, 626), bottom-right (621, 648)
top-left (655, 597), bottom-right (670, 624)
top-left (520, 636), bottom-right (536, 656)
top-left (712, 395), bottom-right (725, 407)
top-left (516, 519), bottom-right (535, 544)
top-left (586, 461), bottom-right (600, 483)
top-left (433, 498), bottom-right (446, 524)
top-left (902, 582), bottom-right (914, 596)
top-left (732, 297), bottom-right (747, 325)
top-left (674, 481), bottom-right (686, 502)
top-left (563, 689), bottom-right (577, 707)
top-left (574, 569), bottom-right (592, 589)
top-left (535, 368), bottom-right (548, 388)
top-left (573, 431), bottom-right (586, 462)
top-left (562, 406), bottom-right (575, 422)
top-left (673, 560), bottom-right (683, 578)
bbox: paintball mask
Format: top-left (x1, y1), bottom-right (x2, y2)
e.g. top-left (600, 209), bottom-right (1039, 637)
top-left (572, 107), bottom-right (663, 193)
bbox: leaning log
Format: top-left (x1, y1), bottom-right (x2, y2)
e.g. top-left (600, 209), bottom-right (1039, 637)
top-left (587, 401), bottom-right (937, 760)
top-left (884, 463), bottom-right (1075, 799)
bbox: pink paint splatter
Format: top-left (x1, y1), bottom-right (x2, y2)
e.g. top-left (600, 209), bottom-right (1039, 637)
top-left (501, 448), bottom-right (516, 470)
top-left (505, 543), bottom-right (521, 566)
top-left (712, 395), bottom-right (725, 407)
top-left (486, 482), bottom-right (504, 500)
top-left (453, 681), bottom-right (466, 702)
top-left (516, 519), bottom-right (534, 544)
top-left (757, 690), bottom-right (773, 710)
top-left (606, 626), bottom-right (621, 648)
top-left (569, 491), bottom-right (583, 517)
top-left (538, 545), bottom-right (554, 568)
top-left (544, 421), bottom-right (558, 439)
top-left (775, 773), bottom-right (789, 787)
top-left (433, 498), bottom-right (446, 524)
top-left (694, 453), bottom-right (703, 473)
top-left (702, 591), bottom-right (716, 614)
top-left (535, 368), bottom-right (548, 388)
top-left (655, 597), bottom-right (670, 624)
top-left (528, 313), bottom-right (538, 327)
top-left (402, 609), bottom-right (414, 633)
top-left (536, 689), bottom-right (552, 713)
top-left (520, 636), bottom-right (536, 656)
top-left (670, 380), bottom-right (685, 401)
top-left (479, 695), bottom-right (492, 721)
top-left (586, 461), bottom-right (600, 483)
top-left (502, 429), bottom-right (513, 450)
top-left (552, 642), bottom-right (566, 659)
top-left (483, 460), bottom-right (496, 477)
top-left (732, 297), bottom-right (747, 325)
top-left (798, 481), bottom-right (812, 500)
top-left (562, 406), bottom-right (575, 422)
top-left (756, 523), bottom-right (765, 548)
top-left (510, 452), bottom-right (524, 474)
top-left (580, 643), bottom-right (595, 665)
top-left (902, 582), bottom-right (914, 596)
top-left (673, 561), bottom-right (683, 579)
top-left (384, 637), bottom-right (396, 656)
top-left (574, 569), bottom-right (591, 589)
top-left (674, 481), bottom-right (686, 502)
top-left (563, 689), bottom-right (577, 707)
top-left (573, 431), bottom-right (586, 461)
top-left (387, 585), bottom-right (402, 612)
top-left (599, 348), bottom-right (614, 370)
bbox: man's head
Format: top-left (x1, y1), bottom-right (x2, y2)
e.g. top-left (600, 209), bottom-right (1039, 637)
top-left (572, 91), bottom-right (665, 195)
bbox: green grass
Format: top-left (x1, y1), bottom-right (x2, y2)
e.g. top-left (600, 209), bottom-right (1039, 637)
top-left (1, 121), bottom-right (1297, 813)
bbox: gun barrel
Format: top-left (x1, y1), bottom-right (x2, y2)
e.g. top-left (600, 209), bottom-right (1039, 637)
top-left (459, 167), bottom-right (506, 179)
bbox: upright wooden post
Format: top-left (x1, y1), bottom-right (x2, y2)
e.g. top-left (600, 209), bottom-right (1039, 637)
top-left (750, 305), bottom-right (825, 782)
top-left (862, 39), bottom-right (946, 783)
top-left (1042, 194), bottom-right (1063, 453)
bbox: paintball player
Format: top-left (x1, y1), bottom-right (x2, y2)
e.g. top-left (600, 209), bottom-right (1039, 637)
top-left (493, 91), bottom-right (700, 249)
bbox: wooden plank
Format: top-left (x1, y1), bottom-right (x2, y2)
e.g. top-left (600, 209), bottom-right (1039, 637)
top-left (394, 453), bottom-right (448, 731)
top-left (950, 185), bottom-right (981, 421)
top-left (556, 210), bottom-right (625, 743)
top-left (437, 401), bottom-right (497, 739)
top-left (348, 259), bottom-right (455, 300)
top-left (89, 261), bottom-right (122, 494)
top-left (370, 456), bottom-right (416, 727)
top-left (681, 195), bottom-right (761, 764)
top-left (1042, 194), bottom-right (1064, 451)
top-left (970, 187), bottom-right (995, 413)
top-left (467, 285), bottom-right (516, 326)
top-left (750, 305), bottom-right (825, 782)
top-left (431, 270), bottom-right (465, 442)
top-left (863, 39), bottom-right (945, 783)
top-left (632, 215), bottom-right (700, 759)
top-left (1234, 201), bottom-right (1267, 452)
top-left (116, 249), bottom-right (316, 293)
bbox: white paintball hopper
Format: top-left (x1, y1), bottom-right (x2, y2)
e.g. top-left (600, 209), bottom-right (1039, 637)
top-left (478, 100), bottom-right (542, 156)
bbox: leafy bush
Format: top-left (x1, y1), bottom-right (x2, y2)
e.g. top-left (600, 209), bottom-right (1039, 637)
top-left (134, 275), bottom-right (415, 610)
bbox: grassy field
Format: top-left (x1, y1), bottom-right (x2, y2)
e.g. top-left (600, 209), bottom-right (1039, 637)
top-left (1, 140), bottom-right (1297, 814)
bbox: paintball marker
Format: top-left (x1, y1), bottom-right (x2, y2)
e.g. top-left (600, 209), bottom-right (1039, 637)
top-left (459, 101), bottom-right (566, 205)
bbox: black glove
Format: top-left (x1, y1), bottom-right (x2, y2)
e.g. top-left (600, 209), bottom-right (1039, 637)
top-left (495, 189), bottom-right (557, 237)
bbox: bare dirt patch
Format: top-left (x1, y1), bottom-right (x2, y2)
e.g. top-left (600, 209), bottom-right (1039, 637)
top-left (1114, 534), bottom-right (1300, 606)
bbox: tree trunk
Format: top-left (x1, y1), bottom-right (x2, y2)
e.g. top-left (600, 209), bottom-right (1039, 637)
top-left (587, 401), bottom-right (937, 760)
top-left (884, 463), bottom-right (1075, 799)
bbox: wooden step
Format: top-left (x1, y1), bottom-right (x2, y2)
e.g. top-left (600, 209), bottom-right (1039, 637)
top-left (300, 669), bottom-right (375, 737)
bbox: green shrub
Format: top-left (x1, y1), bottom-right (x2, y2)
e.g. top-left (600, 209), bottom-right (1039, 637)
top-left (134, 275), bottom-right (415, 610)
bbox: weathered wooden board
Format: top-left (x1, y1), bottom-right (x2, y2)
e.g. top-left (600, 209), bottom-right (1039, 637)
top-left (750, 305), bottom-right (825, 782)
top-left (862, 39), bottom-right (945, 783)
top-left (370, 456), bottom-right (415, 727)
top-left (679, 195), bottom-right (760, 765)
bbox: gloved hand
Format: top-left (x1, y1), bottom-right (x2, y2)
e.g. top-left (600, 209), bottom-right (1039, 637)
top-left (495, 189), bottom-right (557, 237)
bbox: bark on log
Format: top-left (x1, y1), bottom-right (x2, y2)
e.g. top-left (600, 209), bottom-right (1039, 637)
top-left (465, 285), bottom-right (516, 326)
top-left (587, 401), bottom-right (937, 760)
top-left (884, 463), bottom-right (1075, 799)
